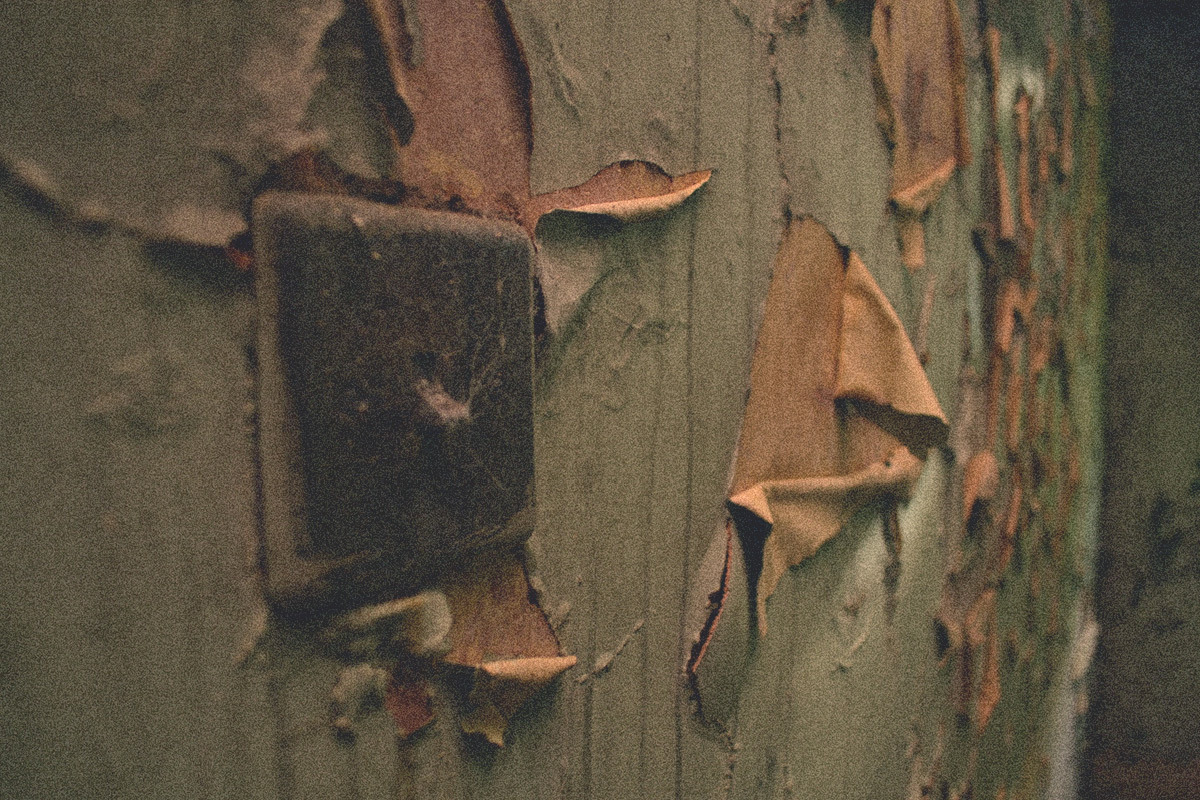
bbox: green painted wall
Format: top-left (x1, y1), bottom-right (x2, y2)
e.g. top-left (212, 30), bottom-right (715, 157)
top-left (0, 0), bottom-right (1107, 798)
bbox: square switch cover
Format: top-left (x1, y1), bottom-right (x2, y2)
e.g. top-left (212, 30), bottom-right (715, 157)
top-left (253, 192), bottom-right (534, 614)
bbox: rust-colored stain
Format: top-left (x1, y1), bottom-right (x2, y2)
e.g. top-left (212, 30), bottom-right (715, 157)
top-left (385, 670), bottom-right (435, 738)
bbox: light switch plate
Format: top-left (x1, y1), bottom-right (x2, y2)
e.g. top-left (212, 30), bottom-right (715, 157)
top-left (253, 192), bottom-right (534, 614)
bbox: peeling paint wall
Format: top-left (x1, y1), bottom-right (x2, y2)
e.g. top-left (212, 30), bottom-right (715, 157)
top-left (0, 1), bottom-right (1106, 798)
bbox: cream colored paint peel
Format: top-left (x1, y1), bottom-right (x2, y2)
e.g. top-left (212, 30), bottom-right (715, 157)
top-left (527, 160), bottom-right (711, 333)
top-left (439, 552), bottom-right (576, 746)
top-left (521, 160), bottom-right (711, 236)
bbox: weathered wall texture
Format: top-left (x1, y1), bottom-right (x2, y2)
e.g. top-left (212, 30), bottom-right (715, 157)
top-left (1087, 7), bottom-right (1200, 799)
top-left (0, 1), bottom-right (1107, 798)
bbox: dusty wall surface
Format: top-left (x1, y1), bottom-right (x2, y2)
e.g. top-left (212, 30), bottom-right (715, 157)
top-left (0, 1), bottom-right (1107, 798)
top-left (1087, 7), bottom-right (1200, 799)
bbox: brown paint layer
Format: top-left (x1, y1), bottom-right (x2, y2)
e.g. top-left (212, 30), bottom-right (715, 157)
top-left (1005, 343), bottom-right (1026, 454)
top-left (984, 26), bottom-right (1018, 243)
top-left (442, 551), bottom-right (565, 665)
top-left (1014, 92), bottom-right (1036, 236)
top-left (382, 0), bottom-right (532, 218)
top-left (977, 624), bottom-right (1001, 735)
top-left (963, 451), bottom-right (1000, 527)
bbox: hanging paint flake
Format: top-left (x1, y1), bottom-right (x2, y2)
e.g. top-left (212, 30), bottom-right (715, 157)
top-left (688, 216), bottom-right (947, 720)
top-left (984, 26), bottom-right (1018, 244)
top-left (729, 217), bottom-right (947, 631)
top-left (521, 159), bottom-right (711, 334)
top-left (871, 0), bottom-right (971, 270)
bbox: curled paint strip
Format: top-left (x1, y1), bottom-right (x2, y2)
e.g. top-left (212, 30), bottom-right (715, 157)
top-left (522, 160), bottom-right (711, 236)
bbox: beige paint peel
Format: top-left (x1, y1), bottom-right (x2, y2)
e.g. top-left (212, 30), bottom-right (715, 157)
top-left (871, 0), bottom-right (970, 269)
top-left (459, 656), bottom-right (578, 746)
top-left (377, 552), bottom-right (575, 745)
top-left (521, 160), bottom-right (711, 236)
top-left (727, 216), bottom-right (947, 633)
top-left (526, 160), bottom-right (711, 333)
top-left (440, 552), bottom-right (576, 746)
